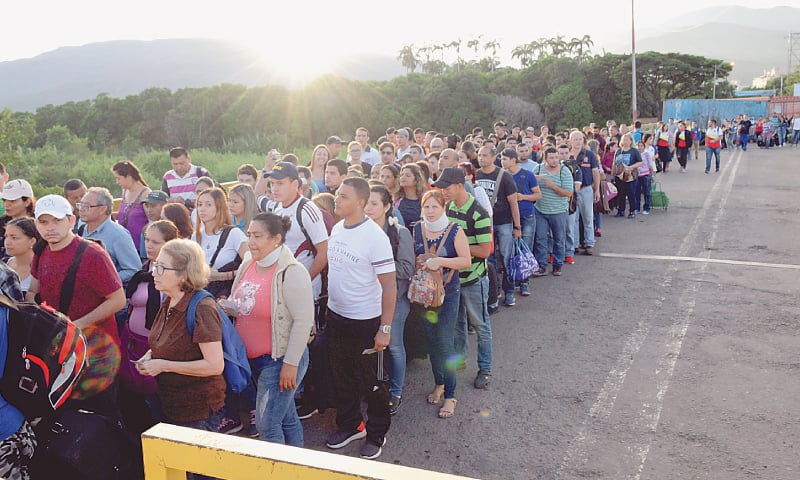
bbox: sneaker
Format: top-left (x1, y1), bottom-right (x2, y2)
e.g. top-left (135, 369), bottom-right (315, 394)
top-left (218, 416), bottom-right (243, 435)
top-left (565, 256), bottom-right (574, 264)
top-left (615, 212), bottom-right (625, 218)
top-left (488, 301), bottom-right (499, 312)
top-left (595, 228), bottom-right (602, 237)
top-left (503, 292), bottom-right (516, 306)
top-left (641, 210), bottom-right (649, 215)
top-left (519, 283), bottom-right (530, 296)
top-left (297, 404), bottom-right (319, 420)
top-left (715, 169), bottom-right (720, 173)
top-left (326, 429), bottom-right (367, 449)
top-left (552, 265), bottom-right (562, 276)
top-left (474, 371), bottom-right (491, 389)
top-left (487, 303), bottom-right (499, 315)
top-left (248, 409), bottom-right (258, 438)
top-left (360, 438), bottom-right (387, 460)
top-left (583, 246), bottom-right (593, 256)
top-left (628, 212), bottom-right (636, 219)
top-left (704, 169), bottom-right (709, 174)
top-left (388, 396), bottom-right (402, 416)
top-left (532, 267), bottom-right (548, 277)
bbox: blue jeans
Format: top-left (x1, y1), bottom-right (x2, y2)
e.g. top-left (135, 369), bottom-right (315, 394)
top-left (494, 223), bottom-right (514, 294)
top-left (739, 133), bottom-right (750, 151)
top-left (635, 175), bottom-right (652, 212)
top-left (565, 212), bottom-right (577, 256)
top-left (572, 187), bottom-right (595, 247)
top-left (534, 209), bottom-right (568, 267)
top-left (792, 130), bottom-right (800, 145)
top-left (168, 408), bottom-right (222, 480)
top-left (705, 147), bottom-right (721, 171)
top-left (387, 292), bottom-right (410, 398)
top-left (422, 284), bottom-right (460, 399)
top-left (251, 348), bottom-right (309, 447)
top-left (454, 276), bottom-right (493, 374)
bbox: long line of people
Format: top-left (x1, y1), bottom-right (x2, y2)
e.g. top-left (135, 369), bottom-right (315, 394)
top-left (0, 119), bottom-right (688, 477)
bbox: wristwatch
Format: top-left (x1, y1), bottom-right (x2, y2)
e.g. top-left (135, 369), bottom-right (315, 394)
top-left (379, 325), bottom-right (392, 334)
top-left (513, 225), bottom-right (521, 230)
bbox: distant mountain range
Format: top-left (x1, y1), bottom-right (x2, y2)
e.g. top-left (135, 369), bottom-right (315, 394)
top-left (607, 6), bottom-right (800, 88)
top-left (0, 38), bottom-right (405, 111)
top-left (1, 6), bottom-right (798, 112)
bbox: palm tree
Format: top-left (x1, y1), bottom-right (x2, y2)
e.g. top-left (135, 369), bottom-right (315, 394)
top-left (467, 35), bottom-right (484, 62)
top-left (572, 35), bottom-right (594, 63)
top-left (397, 44), bottom-right (418, 73)
top-left (483, 39), bottom-right (501, 72)
top-left (449, 39), bottom-right (463, 72)
top-left (549, 34), bottom-right (568, 57)
top-left (416, 44), bottom-right (433, 73)
top-left (512, 43), bottom-right (535, 68)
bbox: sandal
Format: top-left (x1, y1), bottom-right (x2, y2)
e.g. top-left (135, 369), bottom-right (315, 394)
top-left (426, 385), bottom-right (445, 405)
top-left (438, 398), bottom-right (457, 418)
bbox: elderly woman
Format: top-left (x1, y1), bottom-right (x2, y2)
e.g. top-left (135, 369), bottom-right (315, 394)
top-left (136, 239), bottom-right (226, 435)
top-left (223, 212), bottom-right (313, 446)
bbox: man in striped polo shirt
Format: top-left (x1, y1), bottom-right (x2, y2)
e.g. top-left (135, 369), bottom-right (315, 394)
top-left (532, 146), bottom-right (574, 276)
top-left (161, 147), bottom-right (210, 208)
top-left (436, 167), bottom-right (495, 390)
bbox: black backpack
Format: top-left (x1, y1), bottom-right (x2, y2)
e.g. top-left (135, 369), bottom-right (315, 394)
top-left (0, 295), bottom-right (88, 420)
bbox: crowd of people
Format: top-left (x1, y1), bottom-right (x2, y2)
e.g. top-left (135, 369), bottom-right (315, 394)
top-left (0, 113), bottom-right (778, 477)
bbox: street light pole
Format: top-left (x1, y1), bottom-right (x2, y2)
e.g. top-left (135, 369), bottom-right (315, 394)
top-left (631, 0), bottom-right (637, 122)
top-left (713, 64), bottom-right (718, 100)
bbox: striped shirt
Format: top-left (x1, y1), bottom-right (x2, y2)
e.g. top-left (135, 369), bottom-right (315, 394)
top-left (533, 164), bottom-right (573, 215)
top-left (446, 195), bottom-right (492, 285)
top-left (161, 165), bottom-right (209, 201)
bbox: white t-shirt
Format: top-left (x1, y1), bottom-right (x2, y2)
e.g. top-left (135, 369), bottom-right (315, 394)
top-left (793, 117), bottom-right (800, 130)
top-left (327, 217), bottom-right (396, 320)
top-left (272, 196), bottom-right (329, 296)
top-left (193, 226), bottom-right (247, 268)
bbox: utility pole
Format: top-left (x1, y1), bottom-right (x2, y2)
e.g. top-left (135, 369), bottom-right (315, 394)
top-left (787, 32), bottom-right (800, 96)
top-left (631, 0), bottom-right (637, 122)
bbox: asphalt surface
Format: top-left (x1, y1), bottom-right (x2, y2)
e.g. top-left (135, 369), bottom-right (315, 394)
top-left (300, 144), bottom-right (800, 479)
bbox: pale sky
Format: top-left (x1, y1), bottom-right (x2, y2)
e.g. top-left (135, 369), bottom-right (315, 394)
top-left (3, 0), bottom-right (791, 68)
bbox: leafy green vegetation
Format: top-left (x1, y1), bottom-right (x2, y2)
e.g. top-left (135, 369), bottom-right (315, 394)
top-left (0, 37), bottom-right (737, 194)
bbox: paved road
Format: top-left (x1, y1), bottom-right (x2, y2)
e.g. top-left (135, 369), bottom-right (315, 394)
top-left (301, 145), bottom-right (800, 479)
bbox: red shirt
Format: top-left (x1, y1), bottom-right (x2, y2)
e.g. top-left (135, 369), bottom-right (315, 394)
top-left (32, 236), bottom-right (122, 344)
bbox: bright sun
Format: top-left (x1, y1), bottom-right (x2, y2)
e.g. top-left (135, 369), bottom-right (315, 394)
top-left (236, 35), bottom-right (334, 87)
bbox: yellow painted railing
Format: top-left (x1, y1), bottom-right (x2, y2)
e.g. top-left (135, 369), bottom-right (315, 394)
top-left (142, 423), bottom-right (479, 480)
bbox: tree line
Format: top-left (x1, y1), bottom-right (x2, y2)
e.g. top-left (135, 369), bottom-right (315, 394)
top-left (0, 36), bottom-right (735, 168)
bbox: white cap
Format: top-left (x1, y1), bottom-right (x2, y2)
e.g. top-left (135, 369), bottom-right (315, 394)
top-left (1, 179), bottom-right (34, 201)
top-left (34, 195), bottom-right (73, 219)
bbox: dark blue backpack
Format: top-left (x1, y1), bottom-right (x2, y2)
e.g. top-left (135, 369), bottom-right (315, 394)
top-left (186, 290), bottom-right (252, 394)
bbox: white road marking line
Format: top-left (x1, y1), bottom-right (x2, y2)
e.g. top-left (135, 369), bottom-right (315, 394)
top-left (556, 149), bottom-right (744, 479)
top-left (596, 253), bottom-right (800, 270)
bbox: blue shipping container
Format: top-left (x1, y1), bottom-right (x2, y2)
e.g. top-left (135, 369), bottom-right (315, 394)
top-left (662, 99), bottom-right (769, 126)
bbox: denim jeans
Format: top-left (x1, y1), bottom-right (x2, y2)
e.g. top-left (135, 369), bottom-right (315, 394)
top-left (422, 283), bottom-right (460, 399)
top-left (494, 223), bottom-right (515, 294)
top-left (635, 175), bottom-right (652, 212)
top-left (387, 293), bottom-right (410, 398)
top-left (251, 348), bottom-right (309, 447)
top-left (705, 147), bottom-right (721, 171)
top-left (616, 178), bottom-right (639, 214)
top-left (739, 133), bottom-right (750, 151)
top-left (565, 212), bottom-right (577, 256)
top-left (792, 130), bottom-right (800, 145)
top-left (454, 276), bottom-right (492, 374)
top-left (572, 187), bottom-right (595, 247)
top-left (168, 408), bottom-right (222, 480)
top-left (534, 209), bottom-right (567, 267)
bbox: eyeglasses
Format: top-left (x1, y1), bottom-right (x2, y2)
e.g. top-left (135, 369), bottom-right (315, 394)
top-left (75, 203), bottom-right (103, 210)
top-left (150, 261), bottom-right (184, 276)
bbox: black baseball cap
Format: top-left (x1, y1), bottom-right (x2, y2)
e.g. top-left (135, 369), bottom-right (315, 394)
top-left (432, 167), bottom-right (466, 188)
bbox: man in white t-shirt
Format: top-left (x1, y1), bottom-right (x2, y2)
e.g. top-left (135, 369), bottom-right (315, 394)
top-left (354, 127), bottom-right (380, 166)
top-left (263, 162), bottom-right (329, 298)
top-left (324, 177), bottom-right (396, 460)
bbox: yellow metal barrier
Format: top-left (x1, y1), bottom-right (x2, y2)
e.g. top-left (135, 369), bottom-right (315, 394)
top-left (142, 423), bottom-right (479, 480)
